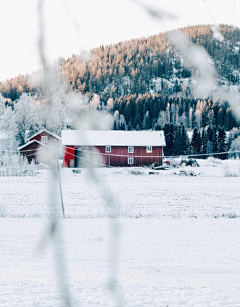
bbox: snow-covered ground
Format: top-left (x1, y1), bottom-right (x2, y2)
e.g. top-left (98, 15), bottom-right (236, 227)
top-left (0, 158), bottom-right (240, 306)
top-left (1, 158), bottom-right (240, 219)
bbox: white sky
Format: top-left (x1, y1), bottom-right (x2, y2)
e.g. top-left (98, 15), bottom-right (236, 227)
top-left (0, 0), bottom-right (239, 82)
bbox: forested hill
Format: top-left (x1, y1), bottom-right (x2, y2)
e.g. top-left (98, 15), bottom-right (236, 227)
top-left (1, 24), bottom-right (240, 103)
top-left (60, 24), bottom-right (240, 100)
top-left (1, 24), bottom-right (240, 157)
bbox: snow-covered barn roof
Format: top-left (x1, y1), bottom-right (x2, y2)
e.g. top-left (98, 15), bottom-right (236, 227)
top-left (18, 140), bottom-right (48, 151)
top-left (62, 130), bottom-right (166, 146)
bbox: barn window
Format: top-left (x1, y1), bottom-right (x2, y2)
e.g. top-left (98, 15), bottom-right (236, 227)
top-left (105, 146), bottom-right (111, 153)
top-left (128, 146), bottom-right (134, 153)
top-left (128, 157), bottom-right (134, 164)
top-left (146, 146), bottom-right (152, 153)
top-left (41, 136), bottom-right (48, 143)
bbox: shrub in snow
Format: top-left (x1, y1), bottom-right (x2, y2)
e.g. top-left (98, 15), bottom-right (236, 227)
top-left (223, 161), bottom-right (240, 177)
top-left (0, 153), bottom-right (37, 176)
top-left (229, 136), bottom-right (240, 159)
top-left (0, 205), bottom-right (7, 217)
top-left (222, 212), bottom-right (237, 218)
top-left (207, 156), bottom-right (222, 165)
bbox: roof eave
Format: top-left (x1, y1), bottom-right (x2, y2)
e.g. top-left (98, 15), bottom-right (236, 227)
top-left (18, 140), bottom-right (48, 150)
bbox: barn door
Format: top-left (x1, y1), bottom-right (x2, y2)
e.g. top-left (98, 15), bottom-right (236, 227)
top-left (75, 148), bottom-right (83, 167)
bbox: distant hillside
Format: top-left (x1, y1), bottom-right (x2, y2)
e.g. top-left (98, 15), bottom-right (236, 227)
top-left (0, 24), bottom-right (239, 103)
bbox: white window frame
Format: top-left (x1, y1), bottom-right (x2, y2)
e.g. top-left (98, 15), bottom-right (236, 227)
top-left (146, 146), bottom-right (152, 153)
top-left (105, 146), bottom-right (111, 153)
top-left (128, 157), bottom-right (134, 165)
top-left (128, 146), bottom-right (134, 153)
top-left (41, 136), bottom-right (48, 143)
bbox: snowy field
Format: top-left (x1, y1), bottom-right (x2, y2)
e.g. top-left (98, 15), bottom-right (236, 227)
top-left (0, 158), bottom-right (240, 306)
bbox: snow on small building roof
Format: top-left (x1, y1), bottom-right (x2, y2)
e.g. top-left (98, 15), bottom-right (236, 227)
top-left (26, 129), bottom-right (61, 142)
top-left (62, 130), bottom-right (166, 147)
top-left (18, 140), bottom-right (48, 151)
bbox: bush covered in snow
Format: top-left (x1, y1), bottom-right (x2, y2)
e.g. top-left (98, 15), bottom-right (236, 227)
top-left (0, 153), bottom-right (37, 176)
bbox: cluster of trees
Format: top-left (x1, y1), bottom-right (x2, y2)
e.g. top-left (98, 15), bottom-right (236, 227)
top-left (0, 92), bottom-right (72, 150)
top-left (228, 128), bottom-right (240, 158)
top-left (162, 124), bottom-right (229, 159)
top-left (0, 25), bottom-right (239, 103)
top-left (59, 24), bottom-right (240, 102)
top-left (1, 91), bottom-right (240, 160)
top-left (111, 93), bottom-right (239, 132)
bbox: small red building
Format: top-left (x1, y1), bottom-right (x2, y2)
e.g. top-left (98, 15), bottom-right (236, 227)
top-left (18, 129), bottom-right (61, 163)
top-left (62, 130), bottom-right (166, 167)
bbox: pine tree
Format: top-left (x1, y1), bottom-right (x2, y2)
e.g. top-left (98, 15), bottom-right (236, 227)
top-left (181, 126), bottom-right (190, 155)
top-left (154, 122), bottom-right (162, 131)
top-left (142, 111), bottom-right (152, 130)
top-left (212, 128), bottom-right (218, 157)
top-left (201, 129), bottom-right (208, 157)
top-left (172, 126), bottom-right (182, 156)
top-left (136, 124), bottom-right (140, 131)
top-left (191, 127), bottom-right (201, 155)
top-left (127, 122), bottom-right (132, 131)
top-left (164, 124), bottom-right (176, 156)
top-left (218, 127), bottom-right (227, 159)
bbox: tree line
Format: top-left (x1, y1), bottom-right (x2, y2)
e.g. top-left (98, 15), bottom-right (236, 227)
top-left (0, 91), bottom-right (240, 160)
top-left (161, 124), bottom-right (229, 159)
top-left (111, 93), bottom-right (239, 132)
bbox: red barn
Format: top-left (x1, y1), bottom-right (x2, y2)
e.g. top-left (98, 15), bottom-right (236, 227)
top-left (18, 129), bottom-right (61, 163)
top-left (62, 130), bottom-right (166, 167)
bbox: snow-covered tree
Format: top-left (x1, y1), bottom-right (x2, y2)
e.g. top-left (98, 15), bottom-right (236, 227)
top-left (119, 114), bottom-right (127, 130)
top-left (0, 93), bottom-right (6, 116)
top-left (229, 136), bottom-right (240, 158)
top-left (170, 103), bottom-right (176, 124)
top-left (207, 109), bottom-right (215, 127)
top-left (113, 111), bottom-right (126, 130)
top-left (143, 111), bottom-right (151, 130)
top-left (189, 107), bottom-right (193, 129)
top-left (89, 94), bottom-right (101, 109)
top-left (0, 107), bottom-right (18, 152)
top-left (14, 93), bottom-right (42, 145)
top-left (195, 100), bottom-right (202, 129)
top-left (157, 110), bottom-right (168, 127)
top-left (166, 103), bottom-right (170, 123)
top-left (179, 112), bottom-right (187, 127)
top-left (106, 98), bottom-right (114, 111)
top-left (44, 91), bottom-right (72, 135)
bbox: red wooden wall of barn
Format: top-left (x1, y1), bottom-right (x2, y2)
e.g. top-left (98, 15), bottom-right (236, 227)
top-left (96, 146), bottom-right (163, 167)
top-left (63, 146), bottom-right (75, 167)
top-left (29, 131), bottom-right (60, 144)
top-left (20, 142), bottom-right (45, 163)
top-left (63, 145), bottom-right (163, 167)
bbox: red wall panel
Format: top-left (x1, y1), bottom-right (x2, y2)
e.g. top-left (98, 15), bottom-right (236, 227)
top-left (64, 146), bottom-right (75, 167)
top-left (29, 131), bottom-right (60, 145)
top-left (64, 146), bottom-right (163, 167)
